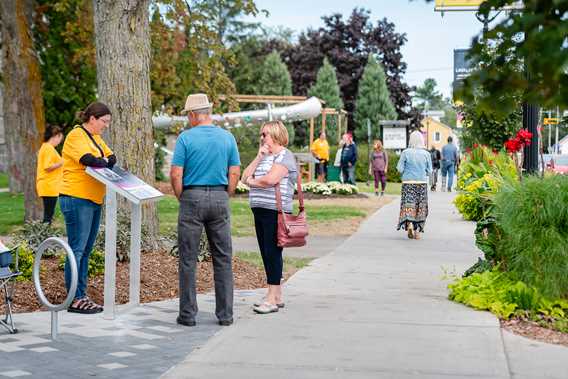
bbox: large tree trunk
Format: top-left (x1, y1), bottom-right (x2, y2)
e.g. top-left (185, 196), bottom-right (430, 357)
top-left (0, 0), bottom-right (44, 221)
top-left (93, 0), bottom-right (159, 246)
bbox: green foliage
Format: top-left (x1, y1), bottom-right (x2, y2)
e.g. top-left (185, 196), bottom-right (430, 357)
top-left (34, 0), bottom-right (97, 128)
top-left (94, 211), bottom-right (153, 262)
top-left (13, 221), bottom-right (62, 256)
top-left (255, 51), bottom-right (292, 96)
top-left (154, 128), bottom-right (167, 181)
top-left (308, 58), bottom-right (344, 142)
top-left (449, 270), bottom-right (568, 328)
top-left (464, 0), bottom-right (568, 111)
top-left (354, 56), bottom-right (397, 141)
top-left (414, 78), bottom-right (457, 128)
top-left (474, 217), bottom-right (503, 264)
top-left (58, 249), bottom-right (105, 278)
top-left (493, 175), bottom-right (568, 298)
top-left (12, 243), bottom-right (35, 282)
top-left (168, 231), bottom-right (211, 262)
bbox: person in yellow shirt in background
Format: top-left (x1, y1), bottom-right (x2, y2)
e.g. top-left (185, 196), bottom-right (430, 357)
top-left (36, 125), bottom-right (64, 224)
top-left (60, 102), bottom-right (116, 314)
top-left (310, 131), bottom-right (330, 182)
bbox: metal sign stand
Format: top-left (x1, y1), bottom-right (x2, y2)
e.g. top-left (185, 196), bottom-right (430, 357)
top-left (86, 167), bottom-right (163, 320)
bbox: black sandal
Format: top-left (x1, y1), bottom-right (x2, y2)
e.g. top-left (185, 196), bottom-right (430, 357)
top-left (68, 298), bottom-right (103, 314)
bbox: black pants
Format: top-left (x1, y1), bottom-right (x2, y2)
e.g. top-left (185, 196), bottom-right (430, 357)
top-left (252, 207), bottom-right (283, 285)
top-left (42, 196), bottom-right (58, 224)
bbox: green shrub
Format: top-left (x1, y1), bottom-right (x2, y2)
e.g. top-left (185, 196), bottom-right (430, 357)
top-left (13, 221), bottom-right (62, 256)
top-left (449, 269), bottom-right (568, 326)
top-left (168, 231), bottom-right (210, 262)
top-left (493, 175), bottom-right (568, 298)
top-left (58, 249), bottom-right (105, 278)
top-left (154, 128), bottom-right (167, 182)
top-left (12, 243), bottom-right (35, 281)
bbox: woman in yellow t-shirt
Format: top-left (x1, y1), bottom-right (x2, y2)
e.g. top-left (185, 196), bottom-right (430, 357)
top-left (60, 102), bottom-right (116, 314)
top-left (36, 125), bottom-right (64, 223)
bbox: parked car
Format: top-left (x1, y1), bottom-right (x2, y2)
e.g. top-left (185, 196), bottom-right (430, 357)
top-left (543, 154), bottom-right (568, 174)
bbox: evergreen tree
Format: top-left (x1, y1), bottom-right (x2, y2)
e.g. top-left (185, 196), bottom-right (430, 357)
top-left (354, 56), bottom-right (397, 142)
top-left (255, 51), bottom-right (294, 143)
top-left (255, 51), bottom-right (293, 96)
top-left (308, 58), bottom-right (344, 144)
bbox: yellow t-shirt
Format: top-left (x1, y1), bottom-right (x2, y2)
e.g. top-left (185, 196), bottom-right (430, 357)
top-left (36, 143), bottom-right (63, 197)
top-left (310, 138), bottom-right (330, 161)
top-left (60, 126), bottom-right (113, 204)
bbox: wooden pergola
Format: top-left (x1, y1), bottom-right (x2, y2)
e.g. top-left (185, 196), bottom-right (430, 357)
top-left (218, 94), bottom-right (347, 180)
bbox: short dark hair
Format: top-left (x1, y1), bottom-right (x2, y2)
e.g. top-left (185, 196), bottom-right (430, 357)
top-left (44, 124), bottom-right (63, 142)
top-left (76, 102), bottom-right (111, 123)
top-left (447, 136), bottom-right (453, 143)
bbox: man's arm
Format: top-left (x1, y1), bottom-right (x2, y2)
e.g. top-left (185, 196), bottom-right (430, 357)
top-left (227, 165), bottom-right (241, 196)
top-left (170, 165), bottom-right (184, 201)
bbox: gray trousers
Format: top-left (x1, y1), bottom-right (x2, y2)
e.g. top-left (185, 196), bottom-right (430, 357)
top-left (178, 189), bottom-right (233, 322)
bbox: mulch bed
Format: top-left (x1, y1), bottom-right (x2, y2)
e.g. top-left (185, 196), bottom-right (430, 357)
top-left (501, 319), bottom-right (568, 347)
top-left (3, 250), bottom-right (291, 314)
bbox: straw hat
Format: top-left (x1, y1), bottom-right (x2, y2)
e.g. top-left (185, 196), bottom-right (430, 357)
top-left (182, 93), bottom-right (212, 113)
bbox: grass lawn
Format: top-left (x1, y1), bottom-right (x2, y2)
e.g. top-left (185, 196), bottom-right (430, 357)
top-left (0, 193), bottom-right (25, 234)
top-left (236, 251), bottom-right (314, 271)
top-left (0, 173), bottom-right (8, 188)
top-left (356, 181), bottom-right (402, 196)
top-left (158, 196), bottom-right (368, 237)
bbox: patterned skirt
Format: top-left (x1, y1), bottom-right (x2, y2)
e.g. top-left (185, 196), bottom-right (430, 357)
top-left (397, 183), bottom-right (429, 233)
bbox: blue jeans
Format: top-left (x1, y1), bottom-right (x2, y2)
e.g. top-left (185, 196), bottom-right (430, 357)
top-left (441, 161), bottom-right (456, 190)
top-left (60, 195), bottom-right (102, 300)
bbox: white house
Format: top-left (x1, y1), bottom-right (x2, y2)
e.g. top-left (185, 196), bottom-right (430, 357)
top-left (558, 134), bottom-right (568, 155)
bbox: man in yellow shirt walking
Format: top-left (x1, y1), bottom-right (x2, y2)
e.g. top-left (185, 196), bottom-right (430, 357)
top-left (310, 131), bottom-right (330, 182)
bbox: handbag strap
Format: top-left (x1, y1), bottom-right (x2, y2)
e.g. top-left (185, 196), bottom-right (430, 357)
top-left (275, 159), bottom-right (304, 213)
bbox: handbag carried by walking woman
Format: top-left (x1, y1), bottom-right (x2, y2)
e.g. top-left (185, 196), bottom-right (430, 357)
top-left (275, 172), bottom-right (308, 247)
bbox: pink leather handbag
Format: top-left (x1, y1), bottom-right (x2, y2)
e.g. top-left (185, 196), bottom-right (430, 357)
top-left (275, 171), bottom-right (308, 248)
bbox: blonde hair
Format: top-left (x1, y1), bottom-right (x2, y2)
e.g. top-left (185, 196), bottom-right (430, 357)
top-left (408, 130), bottom-right (425, 149)
top-left (373, 139), bottom-right (383, 151)
top-left (262, 121), bottom-right (289, 146)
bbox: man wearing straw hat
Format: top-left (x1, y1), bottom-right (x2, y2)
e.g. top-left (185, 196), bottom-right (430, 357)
top-left (170, 93), bottom-right (241, 327)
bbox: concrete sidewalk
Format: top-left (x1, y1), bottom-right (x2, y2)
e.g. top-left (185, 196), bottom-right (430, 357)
top-left (163, 192), bottom-right (568, 379)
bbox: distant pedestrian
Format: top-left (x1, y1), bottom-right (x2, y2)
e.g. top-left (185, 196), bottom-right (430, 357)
top-left (396, 131), bottom-right (432, 240)
top-left (242, 121), bottom-right (298, 315)
top-left (310, 131), bottom-right (329, 182)
top-left (340, 133), bottom-right (357, 185)
top-left (36, 124), bottom-right (64, 224)
top-left (171, 93), bottom-right (241, 327)
top-left (369, 139), bottom-right (388, 196)
top-left (441, 136), bottom-right (458, 192)
top-left (429, 146), bottom-right (441, 191)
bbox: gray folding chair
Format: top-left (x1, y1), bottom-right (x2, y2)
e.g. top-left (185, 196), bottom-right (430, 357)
top-left (0, 248), bottom-right (21, 334)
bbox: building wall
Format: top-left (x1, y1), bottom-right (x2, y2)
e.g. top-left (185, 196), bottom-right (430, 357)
top-left (421, 117), bottom-right (455, 151)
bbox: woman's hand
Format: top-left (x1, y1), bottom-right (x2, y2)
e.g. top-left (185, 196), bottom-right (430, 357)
top-left (258, 143), bottom-right (270, 157)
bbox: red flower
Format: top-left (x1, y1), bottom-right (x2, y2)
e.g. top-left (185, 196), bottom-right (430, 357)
top-left (516, 129), bottom-right (533, 145)
top-left (473, 143), bottom-right (479, 148)
top-left (504, 138), bottom-right (522, 153)
top-left (466, 147), bottom-right (472, 153)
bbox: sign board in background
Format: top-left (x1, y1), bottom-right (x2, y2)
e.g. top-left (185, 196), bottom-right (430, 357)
top-left (383, 126), bottom-right (407, 149)
top-left (435, 0), bottom-right (523, 11)
top-left (544, 118), bottom-right (560, 125)
top-left (454, 49), bottom-right (474, 83)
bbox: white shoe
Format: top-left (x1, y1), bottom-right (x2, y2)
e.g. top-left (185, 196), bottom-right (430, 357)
top-left (253, 302), bottom-right (279, 314)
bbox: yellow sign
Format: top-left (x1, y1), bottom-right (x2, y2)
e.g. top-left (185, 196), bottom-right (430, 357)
top-left (544, 118), bottom-right (560, 125)
top-left (435, 0), bottom-right (523, 11)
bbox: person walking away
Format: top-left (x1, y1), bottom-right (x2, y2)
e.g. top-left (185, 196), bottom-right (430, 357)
top-left (36, 125), bottom-right (64, 224)
top-left (241, 121), bottom-right (298, 314)
top-left (441, 136), bottom-right (458, 192)
top-left (60, 102), bottom-right (116, 313)
top-left (429, 146), bottom-right (441, 191)
top-left (396, 131), bottom-right (432, 240)
top-left (369, 139), bottom-right (388, 196)
top-left (340, 133), bottom-right (357, 185)
top-left (310, 131), bottom-right (329, 182)
top-left (171, 93), bottom-right (241, 327)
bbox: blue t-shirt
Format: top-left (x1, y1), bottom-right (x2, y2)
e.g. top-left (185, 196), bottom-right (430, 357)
top-left (442, 143), bottom-right (458, 163)
top-left (172, 125), bottom-right (240, 186)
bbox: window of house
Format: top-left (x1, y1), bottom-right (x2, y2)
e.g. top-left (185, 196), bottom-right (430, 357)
top-left (435, 132), bottom-right (441, 142)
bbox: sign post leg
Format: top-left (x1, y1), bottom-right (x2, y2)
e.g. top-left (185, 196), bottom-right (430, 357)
top-left (103, 188), bottom-right (117, 319)
top-left (129, 202), bottom-right (142, 308)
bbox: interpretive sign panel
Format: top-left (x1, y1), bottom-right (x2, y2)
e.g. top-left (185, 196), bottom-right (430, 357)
top-left (86, 166), bottom-right (163, 204)
top-left (383, 126), bottom-right (407, 149)
top-left (434, 0), bottom-right (523, 11)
